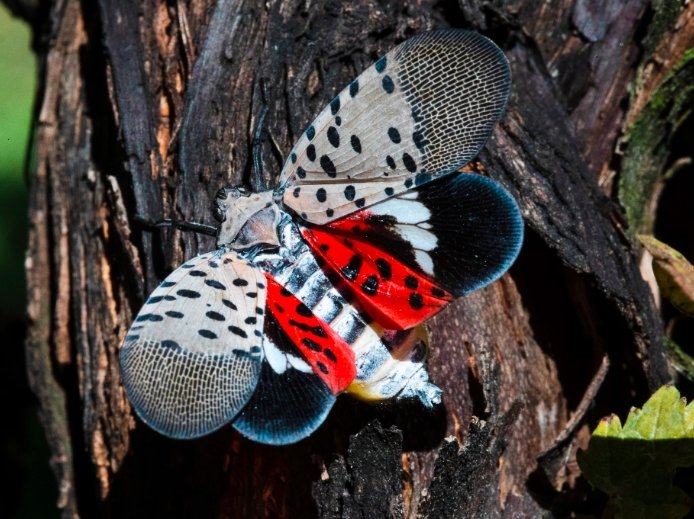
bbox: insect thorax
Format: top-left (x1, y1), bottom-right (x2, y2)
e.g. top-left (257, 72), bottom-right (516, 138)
top-left (214, 186), bottom-right (304, 271)
top-left (215, 187), bottom-right (284, 250)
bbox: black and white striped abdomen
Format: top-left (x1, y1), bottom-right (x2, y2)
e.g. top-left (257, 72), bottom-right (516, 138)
top-left (271, 242), bottom-right (373, 352)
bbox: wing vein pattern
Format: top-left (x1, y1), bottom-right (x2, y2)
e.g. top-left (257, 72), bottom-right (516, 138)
top-left (278, 30), bottom-right (510, 224)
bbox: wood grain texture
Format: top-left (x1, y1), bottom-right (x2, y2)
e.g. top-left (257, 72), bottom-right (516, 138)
top-left (24, 0), bottom-right (678, 517)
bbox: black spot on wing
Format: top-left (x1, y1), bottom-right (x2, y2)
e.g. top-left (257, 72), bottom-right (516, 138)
top-left (206, 310), bottom-right (225, 321)
top-left (222, 299), bottom-right (238, 311)
top-left (302, 337), bottom-right (322, 352)
top-left (307, 144), bottom-right (316, 161)
top-left (161, 340), bottom-right (181, 351)
top-left (198, 329), bottom-right (217, 339)
top-left (204, 280), bottom-right (226, 290)
top-left (165, 310), bottom-right (184, 319)
top-left (229, 325), bottom-right (248, 338)
top-left (361, 275), bottom-right (379, 296)
top-left (146, 295), bottom-right (175, 304)
top-left (344, 185), bottom-right (356, 201)
top-left (349, 79), bottom-right (359, 97)
top-left (177, 289), bottom-right (201, 298)
top-left (376, 258), bottom-right (392, 280)
top-left (330, 96), bottom-right (340, 115)
top-left (320, 156), bottom-right (337, 178)
top-left (403, 153), bottom-right (417, 172)
top-left (233, 278), bottom-right (249, 287)
top-left (375, 56), bottom-right (386, 73)
top-left (341, 255), bottom-right (363, 281)
top-left (327, 126), bottom-right (340, 148)
top-left (388, 127), bottom-right (401, 143)
top-left (350, 135), bottom-right (361, 153)
top-left (409, 292), bottom-right (424, 310)
top-left (382, 75), bottom-right (394, 93)
top-left (296, 303), bottom-right (313, 318)
top-left (431, 287), bottom-right (446, 297)
top-left (405, 276), bottom-right (419, 289)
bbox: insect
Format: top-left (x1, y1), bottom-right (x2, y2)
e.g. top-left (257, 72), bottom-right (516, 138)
top-left (120, 29), bottom-right (523, 445)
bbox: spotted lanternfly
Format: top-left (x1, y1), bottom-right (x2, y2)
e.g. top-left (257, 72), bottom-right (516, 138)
top-left (120, 30), bottom-right (524, 445)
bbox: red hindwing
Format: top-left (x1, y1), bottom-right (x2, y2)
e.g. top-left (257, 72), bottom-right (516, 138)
top-left (265, 275), bottom-right (356, 394)
top-left (302, 225), bottom-right (453, 330)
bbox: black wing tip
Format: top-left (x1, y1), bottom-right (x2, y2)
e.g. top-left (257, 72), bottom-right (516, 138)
top-left (455, 174), bottom-right (524, 294)
top-left (232, 361), bottom-right (337, 446)
top-left (412, 173), bottom-right (523, 296)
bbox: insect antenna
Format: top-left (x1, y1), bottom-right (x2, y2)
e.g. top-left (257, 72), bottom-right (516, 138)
top-left (133, 215), bottom-right (218, 237)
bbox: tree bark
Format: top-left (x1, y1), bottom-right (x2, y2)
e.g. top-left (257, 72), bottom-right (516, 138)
top-left (22, 0), bottom-right (690, 517)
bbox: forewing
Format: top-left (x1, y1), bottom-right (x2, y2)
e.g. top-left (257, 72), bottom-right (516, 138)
top-left (302, 173), bottom-right (523, 329)
top-left (279, 29), bottom-right (510, 224)
top-left (119, 251), bottom-right (267, 439)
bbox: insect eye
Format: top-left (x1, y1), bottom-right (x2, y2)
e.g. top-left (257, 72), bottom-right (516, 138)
top-left (213, 205), bottom-right (226, 222)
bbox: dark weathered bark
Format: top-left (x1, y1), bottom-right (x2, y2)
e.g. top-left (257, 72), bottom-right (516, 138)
top-left (22, 0), bottom-right (690, 516)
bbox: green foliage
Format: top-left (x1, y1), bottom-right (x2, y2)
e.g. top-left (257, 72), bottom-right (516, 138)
top-left (0, 5), bottom-right (33, 318)
top-left (0, 8), bottom-right (58, 519)
top-left (578, 386), bottom-right (694, 518)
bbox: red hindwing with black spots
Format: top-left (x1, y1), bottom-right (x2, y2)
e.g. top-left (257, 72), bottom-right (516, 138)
top-left (302, 225), bottom-right (454, 330)
top-left (265, 275), bottom-right (356, 394)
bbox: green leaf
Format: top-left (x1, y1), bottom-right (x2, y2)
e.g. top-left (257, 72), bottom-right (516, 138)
top-left (578, 386), bottom-right (694, 518)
